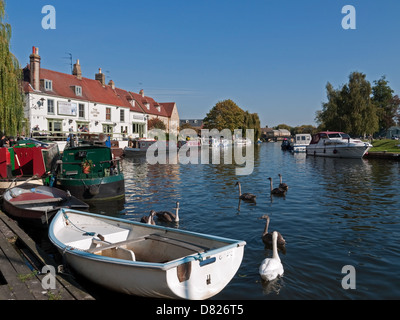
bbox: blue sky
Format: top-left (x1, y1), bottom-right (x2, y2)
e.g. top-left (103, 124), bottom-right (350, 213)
top-left (4, 0), bottom-right (400, 127)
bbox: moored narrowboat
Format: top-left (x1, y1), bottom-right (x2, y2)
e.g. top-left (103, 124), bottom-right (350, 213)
top-left (54, 134), bottom-right (125, 202)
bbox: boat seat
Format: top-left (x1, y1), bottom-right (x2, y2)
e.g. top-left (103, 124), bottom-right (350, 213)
top-left (88, 234), bottom-right (151, 253)
top-left (87, 233), bottom-right (209, 254)
top-left (10, 197), bottom-right (63, 205)
top-left (146, 234), bottom-right (209, 253)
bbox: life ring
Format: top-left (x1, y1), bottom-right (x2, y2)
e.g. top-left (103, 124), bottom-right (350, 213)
top-left (333, 149), bottom-right (338, 154)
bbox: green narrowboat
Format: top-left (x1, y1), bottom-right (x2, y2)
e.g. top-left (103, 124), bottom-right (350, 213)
top-left (54, 135), bottom-right (125, 202)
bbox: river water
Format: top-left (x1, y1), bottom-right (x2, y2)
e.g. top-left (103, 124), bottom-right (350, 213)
top-left (93, 142), bottom-right (399, 300)
top-left (27, 142), bottom-right (399, 300)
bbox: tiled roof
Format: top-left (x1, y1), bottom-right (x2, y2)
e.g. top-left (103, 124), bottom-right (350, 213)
top-left (22, 65), bottom-right (172, 116)
top-left (128, 91), bottom-right (171, 117)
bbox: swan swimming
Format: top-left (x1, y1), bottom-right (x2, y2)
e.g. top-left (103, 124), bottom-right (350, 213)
top-left (268, 177), bottom-right (286, 196)
top-left (140, 210), bottom-right (156, 225)
top-left (259, 231), bottom-right (284, 281)
top-left (156, 201), bottom-right (180, 223)
top-left (261, 215), bottom-right (286, 249)
top-left (235, 181), bottom-right (256, 202)
top-left (278, 174), bottom-right (289, 191)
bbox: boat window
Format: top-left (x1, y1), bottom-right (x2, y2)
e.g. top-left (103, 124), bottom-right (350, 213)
top-left (327, 133), bottom-right (341, 138)
top-left (310, 135), bottom-right (320, 144)
top-left (340, 133), bottom-right (351, 139)
top-left (320, 133), bottom-right (328, 139)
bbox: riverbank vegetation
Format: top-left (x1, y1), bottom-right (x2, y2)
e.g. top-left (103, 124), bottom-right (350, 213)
top-left (315, 71), bottom-right (400, 137)
top-left (370, 139), bottom-right (400, 153)
top-left (203, 99), bottom-right (261, 140)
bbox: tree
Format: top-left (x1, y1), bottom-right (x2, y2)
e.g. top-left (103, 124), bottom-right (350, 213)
top-left (148, 118), bottom-right (166, 130)
top-left (316, 72), bottom-right (378, 136)
top-left (0, 0), bottom-right (24, 136)
top-left (203, 99), bottom-right (261, 139)
top-left (243, 111), bottom-right (261, 140)
top-left (372, 76), bottom-right (400, 131)
top-left (203, 99), bottom-right (245, 132)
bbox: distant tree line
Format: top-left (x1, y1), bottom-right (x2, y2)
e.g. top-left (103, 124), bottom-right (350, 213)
top-left (272, 124), bottom-right (317, 136)
top-left (315, 71), bottom-right (400, 137)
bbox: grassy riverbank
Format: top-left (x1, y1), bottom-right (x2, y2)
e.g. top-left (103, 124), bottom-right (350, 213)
top-left (369, 139), bottom-right (400, 153)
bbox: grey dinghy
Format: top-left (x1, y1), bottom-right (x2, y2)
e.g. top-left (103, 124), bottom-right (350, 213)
top-left (49, 209), bottom-right (246, 300)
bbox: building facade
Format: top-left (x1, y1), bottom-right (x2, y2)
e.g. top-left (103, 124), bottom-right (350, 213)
top-left (22, 47), bottom-right (179, 143)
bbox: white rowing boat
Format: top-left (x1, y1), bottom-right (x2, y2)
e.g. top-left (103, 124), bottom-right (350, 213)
top-left (49, 209), bottom-right (246, 300)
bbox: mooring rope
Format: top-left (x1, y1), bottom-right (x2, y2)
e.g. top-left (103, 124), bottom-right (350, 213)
top-left (62, 210), bottom-right (96, 236)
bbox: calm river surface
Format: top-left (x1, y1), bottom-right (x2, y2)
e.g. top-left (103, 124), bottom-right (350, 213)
top-left (90, 141), bottom-right (399, 300)
top-left (48, 142), bottom-right (400, 300)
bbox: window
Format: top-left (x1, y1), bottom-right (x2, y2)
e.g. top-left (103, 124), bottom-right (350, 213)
top-left (48, 120), bottom-right (62, 133)
top-left (44, 79), bottom-right (52, 91)
top-left (79, 104), bottom-right (85, 118)
top-left (132, 123), bottom-right (145, 136)
top-left (75, 86), bottom-right (82, 96)
top-left (103, 124), bottom-right (113, 134)
top-left (47, 99), bottom-right (55, 114)
top-left (120, 109), bottom-right (125, 122)
top-left (106, 107), bottom-right (111, 121)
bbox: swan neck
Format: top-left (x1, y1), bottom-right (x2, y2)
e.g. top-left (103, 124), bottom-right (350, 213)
top-left (262, 218), bottom-right (270, 236)
top-left (175, 208), bottom-right (180, 222)
top-left (272, 234), bottom-right (280, 260)
top-left (237, 183), bottom-right (242, 196)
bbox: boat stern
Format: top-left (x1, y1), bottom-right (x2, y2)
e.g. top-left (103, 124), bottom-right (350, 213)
top-left (165, 241), bottom-right (246, 300)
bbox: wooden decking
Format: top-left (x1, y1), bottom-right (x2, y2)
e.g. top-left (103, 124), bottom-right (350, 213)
top-left (0, 210), bottom-right (94, 300)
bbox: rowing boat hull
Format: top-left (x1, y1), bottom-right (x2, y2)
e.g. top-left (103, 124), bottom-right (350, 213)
top-left (2, 186), bottom-right (89, 227)
top-left (49, 209), bottom-right (246, 300)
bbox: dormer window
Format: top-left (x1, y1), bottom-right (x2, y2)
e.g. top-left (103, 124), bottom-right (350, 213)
top-left (75, 86), bottom-right (82, 96)
top-left (145, 103), bottom-right (150, 110)
top-left (156, 105), bottom-right (161, 112)
top-left (42, 79), bottom-right (53, 91)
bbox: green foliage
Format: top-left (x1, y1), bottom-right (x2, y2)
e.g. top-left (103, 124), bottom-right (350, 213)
top-left (148, 118), bottom-right (166, 130)
top-left (0, 0), bottom-right (24, 136)
top-left (203, 99), bottom-right (261, 140)
top-left (316, 72), bottom-right (378, 136)
top-left (203, 99), bottom-right (244, 132)
top-left (372, 76), bottom-right (400, 131)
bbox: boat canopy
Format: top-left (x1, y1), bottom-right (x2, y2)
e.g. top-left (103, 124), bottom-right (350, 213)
top-left (310, 131), bottom-right (351, 144)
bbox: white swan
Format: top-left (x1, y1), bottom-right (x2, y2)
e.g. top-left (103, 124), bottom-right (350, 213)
top-left (259, 231), bottom-right (284, 281)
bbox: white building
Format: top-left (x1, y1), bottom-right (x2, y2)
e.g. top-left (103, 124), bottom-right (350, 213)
top-left (22, 47), bottom-right (179, 149)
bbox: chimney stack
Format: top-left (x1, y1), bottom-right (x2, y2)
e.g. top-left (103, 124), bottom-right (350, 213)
top-left (72, 59), bottom-right (82, 79)
top-left (139, 89), bottom-right (144, 97)
top-left (29, 46), bottom-right (41, 91)
top-left (95, 68), bottom-right (106, 86)
top-left (108, 80), bottom-right (115, 90)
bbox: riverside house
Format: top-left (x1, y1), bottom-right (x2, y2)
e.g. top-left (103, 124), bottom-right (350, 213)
top-left (22, 47), bottom-right (179, 149)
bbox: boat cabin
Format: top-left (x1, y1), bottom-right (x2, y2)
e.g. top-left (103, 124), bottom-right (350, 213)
top-left (310, 131), bottom-right (351, 145)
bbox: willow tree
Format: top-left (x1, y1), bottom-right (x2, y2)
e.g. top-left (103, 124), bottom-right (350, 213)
top-left (0, 0), bottom-right (24, 136)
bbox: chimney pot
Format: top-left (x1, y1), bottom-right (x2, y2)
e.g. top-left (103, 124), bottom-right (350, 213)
top-left (108, 80), bottom-right (115, 89)
top-left (95, 68), bottom-right (106, 86)
top-left (72, 59), bottom-right (82, 79)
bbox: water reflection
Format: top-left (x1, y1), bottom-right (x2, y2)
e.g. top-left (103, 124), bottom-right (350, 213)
top-left (54, 143), bottom-right (400, 299)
